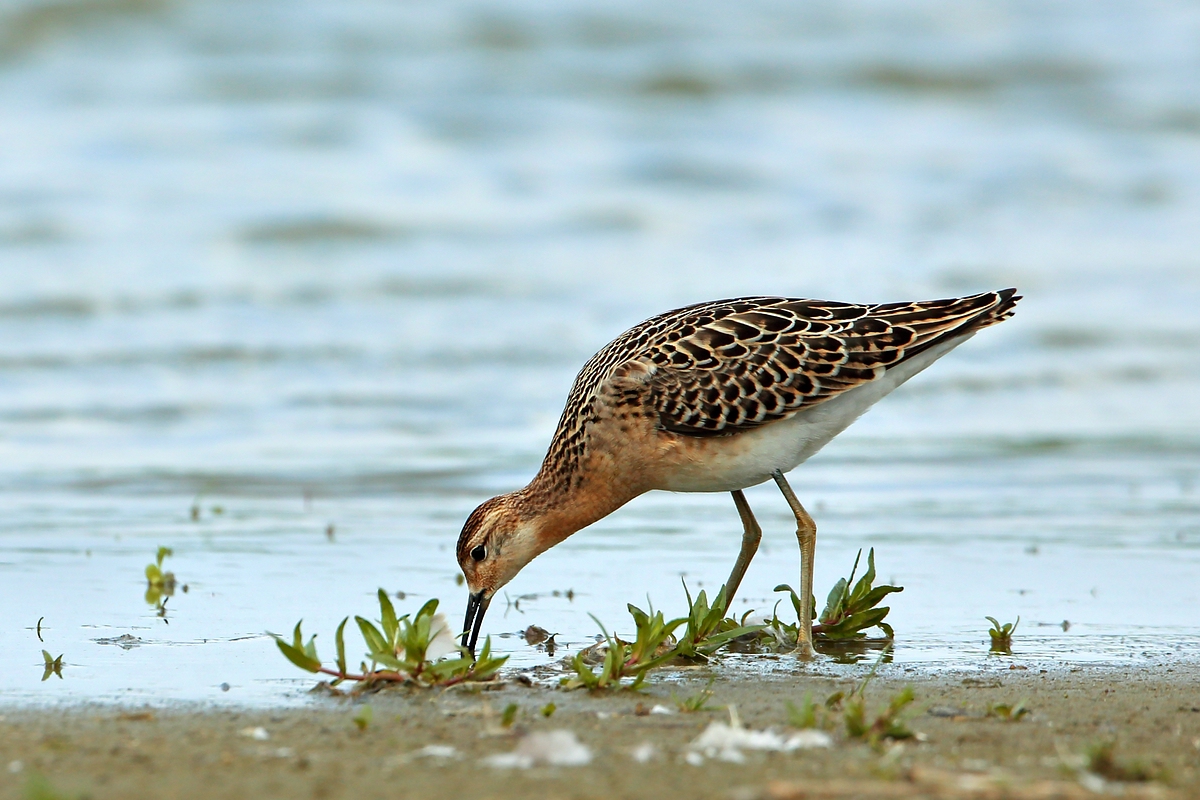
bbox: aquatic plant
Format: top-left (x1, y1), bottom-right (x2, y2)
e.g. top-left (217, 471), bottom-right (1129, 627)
top-left (671, 583), bottom-right (764, 660)
top-left (273, 590), bottom-right (506, 690)
top-left (144, 546), bottom-right (176, 605)
top-left (986, 615), bottom-right (1019, 653)
top-left (562, 581), bottom-right (764, 690)
top-left (40, 650), bottom-right (63, 681)
top-left (769, 549), bottom-right (903, 646)
top-left (560, 608), bottom-right (682, 690)
top-left (564, 550), bottom-right (904, 688)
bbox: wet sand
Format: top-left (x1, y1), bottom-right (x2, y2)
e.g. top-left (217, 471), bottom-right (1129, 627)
top-left (3, 665), bottom-right (1197, 799)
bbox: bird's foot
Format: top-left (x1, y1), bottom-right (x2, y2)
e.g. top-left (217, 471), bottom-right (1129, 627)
top-left (793, 637), bottom-right (816, 661)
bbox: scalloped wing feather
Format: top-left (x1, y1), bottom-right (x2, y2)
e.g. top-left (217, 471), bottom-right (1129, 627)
top-left (593, 289), bottom-right (1019, 437)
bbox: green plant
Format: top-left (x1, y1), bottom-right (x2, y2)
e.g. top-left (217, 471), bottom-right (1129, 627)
top-left (786, 690), bottom-right (843, 730)
top-left (540, 703), bottom-right (556, 718)
top-left (562, 550), bottom-right (904, 689)
top-left (987, 700), bottom-right (1030, 721)
top-left (836, 655), bottom-right (916, 748)
top-left (40, 650), bottom-right (63, 681)
top-left (986, 616), bottom-right (1019, 653)
top-left (273, 590), bottom-right (506, 690)
top-left (844, 685), bottom-right (915, 748)
top-left (144, 546), bottom-right (176, 605)
top-left (501, 703), bottom-right (519, 728)
top-left (672, 583), bottom-right (763, 661)
top-left (561, 581), bottom-right (765, 691)
top-left (560, 609), bottom-right (683, 691)
top-left (352, 704), bottom-right (373, 731)
top-left (672, 678), bottom-right (719, 712)
top-left (771, 549), bottom-right (902, 645)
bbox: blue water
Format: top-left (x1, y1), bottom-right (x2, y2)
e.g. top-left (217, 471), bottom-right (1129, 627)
top-left (1, 0), bottom-right (1199, 705)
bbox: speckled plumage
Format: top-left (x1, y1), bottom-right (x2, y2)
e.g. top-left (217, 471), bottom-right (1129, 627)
top-left (536, 289), bottom-right (1019, 493)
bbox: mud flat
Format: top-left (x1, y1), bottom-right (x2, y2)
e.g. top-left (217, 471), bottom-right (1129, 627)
top-left (3, 663), bottom-right (1199, 799)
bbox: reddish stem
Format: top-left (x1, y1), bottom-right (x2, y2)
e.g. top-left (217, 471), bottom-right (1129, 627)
top-left (313, 665), bottom-right (481, 688)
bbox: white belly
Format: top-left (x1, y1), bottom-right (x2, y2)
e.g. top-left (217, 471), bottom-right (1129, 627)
top-left (657, 334), bottom-right (973, 493)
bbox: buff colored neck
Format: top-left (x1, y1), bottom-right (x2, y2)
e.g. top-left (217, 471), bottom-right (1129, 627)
top-left (519, 466), bottom-right (643, 556)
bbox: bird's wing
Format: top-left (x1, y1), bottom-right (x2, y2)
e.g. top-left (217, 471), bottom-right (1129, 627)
top-left (612, 289), bottom-right (1018, 436)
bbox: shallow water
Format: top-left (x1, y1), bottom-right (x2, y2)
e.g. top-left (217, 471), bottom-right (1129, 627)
top-left (1, 0), bottom-right (1199, 706)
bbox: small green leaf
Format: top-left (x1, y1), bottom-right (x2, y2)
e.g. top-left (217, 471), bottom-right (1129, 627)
top-left (378, 589), bottom-right (398, 642)
top-left (854, 584), bottom-right (904, 611)
top-left (469, 637), bottom-right (508, 681)
top-left (368, 651), bottom-right (406, 671)
top-left (627, 603), bottom-right (649, 630)
top-left (787, 694), bottom-right (818, 729)
top-left (334, 617), bottom-right (348, 675)
top-left (352, 704), bottom-right (373, 731)
top-left (415, 597), bottom-right (440, 622)
top-left (774, 583), bottom-right (805, 621)
top-left (820, 577), bottom-right (848, 622)
top-left (355, 616), bottom-right (388, 656)
top-left (501, 703), bottom-right (519, 728)
top-left (848, 548), bottom-right (872, 604)
top-left (274, 638), bottom-right (321, 672)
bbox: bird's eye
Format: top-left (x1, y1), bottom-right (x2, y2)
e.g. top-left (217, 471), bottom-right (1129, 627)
top-left (471, 544), bottom-right (487, 562)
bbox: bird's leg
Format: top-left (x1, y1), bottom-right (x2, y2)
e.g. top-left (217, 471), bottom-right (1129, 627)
top-left (772, 469), bottom-right (816, 660)
top-left (723, 490), bottom-right (762, 609)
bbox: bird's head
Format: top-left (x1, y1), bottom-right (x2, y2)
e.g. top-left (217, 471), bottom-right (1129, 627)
top-left (457, 493), bottom-right (541, 656)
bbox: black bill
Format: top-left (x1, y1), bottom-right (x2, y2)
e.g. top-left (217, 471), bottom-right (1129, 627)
top-left (462, 590), bottom-right (491, 658)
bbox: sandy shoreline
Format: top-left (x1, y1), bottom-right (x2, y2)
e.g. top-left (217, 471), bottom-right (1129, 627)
top-left (2, 664), bottom-right (1198, 799)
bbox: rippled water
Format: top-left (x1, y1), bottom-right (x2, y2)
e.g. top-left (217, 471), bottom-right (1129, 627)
top-left (1, 0), bottom-right (1199, 706)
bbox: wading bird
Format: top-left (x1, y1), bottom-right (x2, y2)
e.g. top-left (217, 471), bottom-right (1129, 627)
top-left (459, 289), bottom-right (1019, 658)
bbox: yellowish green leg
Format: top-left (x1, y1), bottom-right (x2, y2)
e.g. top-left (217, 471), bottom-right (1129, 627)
top-left (773, 469), bottom-right (816, 660)
top-left (723, 489), bottom-right (762, 608)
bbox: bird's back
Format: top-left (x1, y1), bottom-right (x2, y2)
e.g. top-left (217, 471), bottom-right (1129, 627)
top-left (537, 289), bottom-right (1019, 491)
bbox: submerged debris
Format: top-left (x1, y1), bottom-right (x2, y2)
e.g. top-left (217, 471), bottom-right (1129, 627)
top-left (484, 730), bottom-right (592, 768)
top-left (93, 634), bottom-right (143, 649)
top-left (523, 625), bottom-right (559, 655)
top-left (523, 625), bottom-right (551, 645)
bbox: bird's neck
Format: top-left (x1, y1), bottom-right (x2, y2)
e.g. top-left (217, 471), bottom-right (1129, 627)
top-left (518, 466), bottom-right (640, 555)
